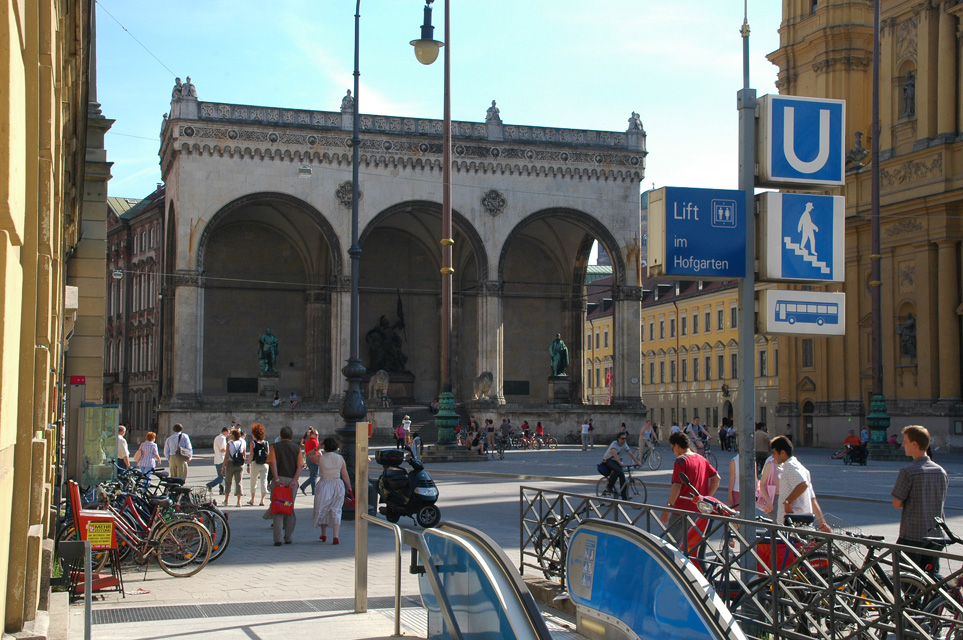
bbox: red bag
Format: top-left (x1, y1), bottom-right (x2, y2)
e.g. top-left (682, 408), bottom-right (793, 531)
top-left (344, 489), bottom-right (356, 510)
top-left (270, 485), bottom-right (294, 515)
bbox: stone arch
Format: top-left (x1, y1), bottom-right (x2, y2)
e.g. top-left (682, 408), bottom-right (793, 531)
top-left (196, 192), bottom-right (343, 277)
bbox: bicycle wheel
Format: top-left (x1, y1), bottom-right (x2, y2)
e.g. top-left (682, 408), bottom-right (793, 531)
top-left (647, 449), bottom-right (662, 470)
top-left (534, 530), bottom-right (566, 580)
top-left (627, 478), bottom-right (647, 503)
top-left (595, 477), bottom-right (612, 497)
top-left (496, 440), bottom-right (505, 460)
top-left (545, 437), bottom-right (558, 450)
top-left (706, 452), bottom-right (718, 468)
top-left (922, 593), bottom-right (963, 640)
top-left (195, 508), bottom-right (230, 561)
top-left (155, 520), bottom-right (211, 577)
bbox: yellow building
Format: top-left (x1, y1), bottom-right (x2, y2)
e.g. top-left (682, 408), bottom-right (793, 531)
top-left (585, 274), bottom-right (615, 404)
top-left (768, 0), bottom-right (963, 448)
top-left (1, 1), bottom-right (97, 633)
top-left (640, 279), bottom-right (779, 434)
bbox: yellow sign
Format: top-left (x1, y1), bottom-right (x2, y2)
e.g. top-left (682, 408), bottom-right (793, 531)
top-left (85, 521), bottom-right (114, 549)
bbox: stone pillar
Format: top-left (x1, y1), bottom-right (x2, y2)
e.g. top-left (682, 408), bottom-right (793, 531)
top-left (612, 285), bottom-right (643, 404)
top-left (169, 272), bottom-right (204, 405)
top-left (918, 5), bottom-right (939, 140)
top-left (452, 294), bottom-right (463, 399)
top-left (938, 4), bottom-right (957, 136)
top-left (937, 240), bottom-right (960, 399)
top-left (328, 277), bottom-right (350, 403)
top-left (563, 296), bottom-right (586, 404)
top-left (304, 289), bottom-right (329, 399)
top-left (477, 282), bottom-right (503, 402)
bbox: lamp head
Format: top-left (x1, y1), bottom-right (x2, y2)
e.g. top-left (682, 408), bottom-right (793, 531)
top-left (411, 1), bottom-right (443, 65)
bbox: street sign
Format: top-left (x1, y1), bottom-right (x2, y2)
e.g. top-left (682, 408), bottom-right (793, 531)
top-left (757, 95), bottom-right (845, 187)
top-left (758, 289), bottom-right (846, 336)
top-left (758, 192), bottom-right (844, 282)
top-left (647, 186), bottom-right (746, 280)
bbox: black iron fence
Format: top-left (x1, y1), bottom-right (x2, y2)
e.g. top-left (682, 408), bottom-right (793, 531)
top-left (519, 486), bottom-right (963, 640)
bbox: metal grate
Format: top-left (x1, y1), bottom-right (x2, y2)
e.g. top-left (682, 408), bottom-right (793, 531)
top-left (92, 595), bottom-right (421, 625)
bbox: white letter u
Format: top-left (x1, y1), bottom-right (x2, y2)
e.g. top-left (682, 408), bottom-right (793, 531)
top-left (783, 107), bottom-right (830, 174)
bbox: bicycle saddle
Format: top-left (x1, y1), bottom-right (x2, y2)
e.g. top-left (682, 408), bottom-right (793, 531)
top-left (149, 496), bottom-right (173, 508)
top-left (783, 514), bottom-right (816, 526)
top-left (159, 477), bottom-right (185, 486)
top-left (153, 470), bottom-right (170, 478)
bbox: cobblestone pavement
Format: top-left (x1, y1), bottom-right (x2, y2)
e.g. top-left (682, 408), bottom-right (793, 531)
top-left (68, 443), bottom-right (963, 639)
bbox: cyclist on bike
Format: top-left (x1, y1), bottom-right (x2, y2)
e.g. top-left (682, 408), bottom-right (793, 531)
top-left (640, 420), bottom-right (655, 456)
top-left (684, 417), bottom-right (710, 454)
top-left (602, 433), bottom-right (641, 499)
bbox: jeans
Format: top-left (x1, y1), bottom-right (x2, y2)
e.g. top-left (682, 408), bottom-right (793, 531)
top-left (604, 459), bottom-right (627, 498)
top-left (581, 433), bottom-right (590, 451)
top-left (206, 458), bottom-right (225, 489)
top-left (300, 462), bottom-right (319, 495)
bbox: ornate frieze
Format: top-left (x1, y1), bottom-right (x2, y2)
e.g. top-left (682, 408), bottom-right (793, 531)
top-left (880, 153), bottom-right (942, 189)
top-left (886, 219), bottom-right (925, 236)
top-left (895, 15), bottom-right (918, 62)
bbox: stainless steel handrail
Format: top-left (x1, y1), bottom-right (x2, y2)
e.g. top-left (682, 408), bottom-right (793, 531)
top-left (359, 514), bottom-right (403, 637)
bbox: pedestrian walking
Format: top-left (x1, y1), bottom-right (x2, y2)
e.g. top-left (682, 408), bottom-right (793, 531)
top-left (223, 429), bottom-right (246, 507)
top-left (163, 423), bottom-right (193, 480)
top-left (116, 425), bottom-right (130, 469)
top-left (892, 425), bottom-right (948, 571)
top-left (402, 414), bottom-right (412, 437)
top-left (661, 432), bottom-right (720, 544)
top-left (246, 423), bottom-right (270, 506)
top-left (312, 436), bottom-right (353, 544)
top-left (770, 436), bottom-right (831, 532)
top-left (753, 422), bottom-right (769, 473)
top-left (132, 432), bottom-right (161, 474)
top-left (300, 427), bottom-right (320, 496)
top-left (394, 423), bottom-right (406, 448)
top-left (581, 419), bottom-right (592, 451)
top-left (266, 426), bottom-right (302, 546)
top-left (206, 426), bottom-right (229, 495)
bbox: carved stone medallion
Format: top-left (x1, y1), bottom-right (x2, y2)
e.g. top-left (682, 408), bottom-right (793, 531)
top-left (481, 189), bottom-right (507, 217)
top-left (336, 181), bottom-right (361, 208)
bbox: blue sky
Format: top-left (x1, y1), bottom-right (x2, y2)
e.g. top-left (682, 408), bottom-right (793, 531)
top-left (96, 0), bottom-right (784, 199)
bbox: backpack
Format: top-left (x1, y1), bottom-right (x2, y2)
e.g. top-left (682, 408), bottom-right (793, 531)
top-left (230, 441), bottom-right (245, 464)
top-left (252, 441), bottom-right (268, 465)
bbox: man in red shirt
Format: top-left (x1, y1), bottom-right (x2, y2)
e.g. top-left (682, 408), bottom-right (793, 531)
top-left (661, 432), bottom-right (720, 544)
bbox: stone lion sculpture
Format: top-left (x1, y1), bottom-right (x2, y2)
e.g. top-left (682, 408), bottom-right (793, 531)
top-left (368, 369), bottom-right (390, 401)
top-left (472, 371), bottom-right (494, 401)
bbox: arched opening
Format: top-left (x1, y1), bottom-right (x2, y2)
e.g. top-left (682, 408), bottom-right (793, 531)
top-left (801, 400), bottom-right (815, 446)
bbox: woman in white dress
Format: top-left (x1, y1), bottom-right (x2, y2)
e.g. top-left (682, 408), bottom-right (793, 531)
top-left (312, 437), bottom-right (353, 544)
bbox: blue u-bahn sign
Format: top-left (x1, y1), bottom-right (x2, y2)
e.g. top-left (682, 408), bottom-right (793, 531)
top-left (757, 95), bottom-right (846, 187)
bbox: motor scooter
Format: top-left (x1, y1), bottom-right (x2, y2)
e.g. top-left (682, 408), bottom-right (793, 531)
top-left (375, 446), bottom-right (441, 528)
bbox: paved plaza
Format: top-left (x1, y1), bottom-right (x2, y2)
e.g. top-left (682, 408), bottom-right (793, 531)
top-left (66, 442), bottom-right (963, 639)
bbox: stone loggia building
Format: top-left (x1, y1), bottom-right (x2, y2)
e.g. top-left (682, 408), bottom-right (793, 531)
top-left (157, 83), bottom-right (648, 437)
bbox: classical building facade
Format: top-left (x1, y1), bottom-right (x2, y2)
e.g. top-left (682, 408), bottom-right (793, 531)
top-left (585, 274), bottom-right (615, 403)
top-left (768, 0), bottom-right (963, 447)
top-left (105, 188), bottom-right (164, 434)
top-left (1, 1), bottom-right (98, 634)
top-left (157, 83), bottom-right (648, 437)
top-left (639, 280), bottom-right (780, 435)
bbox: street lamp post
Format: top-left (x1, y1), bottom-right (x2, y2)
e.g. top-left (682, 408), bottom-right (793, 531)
top-left (412, 0), bottom-right (458, 443)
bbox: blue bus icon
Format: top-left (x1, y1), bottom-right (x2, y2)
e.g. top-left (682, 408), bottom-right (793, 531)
top-left (775, 300), bottom-right (839, 326)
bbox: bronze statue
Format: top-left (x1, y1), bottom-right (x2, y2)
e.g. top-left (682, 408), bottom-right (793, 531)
top-left (897, 313), bottom-right (917, 358)
top-left (366, 315), bottom-right (408, 373)
top-left (258, 328), bottom-right (279, 373)
top-left (549, 333), bottom-right (569, 376)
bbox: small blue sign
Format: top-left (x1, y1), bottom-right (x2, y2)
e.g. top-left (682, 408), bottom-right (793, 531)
top-left (662, 187), bottom-right (746, 279)
top-left (780, 193), bottom-right (835, 280)
top-left (762, 95), bottom-right (845, 186)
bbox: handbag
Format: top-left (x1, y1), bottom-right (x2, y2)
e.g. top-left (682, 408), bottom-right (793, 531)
top-left (177, 433), bottom-right (192, 459)
top-left (270, 485), bottom-right (294, 515)
top-left (344, 490), bottom-right (356, 510)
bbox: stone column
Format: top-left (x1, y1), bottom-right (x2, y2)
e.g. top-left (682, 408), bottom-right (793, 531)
top-left (612, 285), bottom-right (643, 404)
top-left (562, 296), bottom-right (586, 404)
top-left (937, 240), bottom-right (961, 399)
top-left (477, 281), bottom-right (503, 402)
top-left (918, 5), bottom-right (939, 140)
top-left (304, 289), bottom-right (329, 399)
top-left (938, 4), bottom-right (957, 136)
top-left (169, 271), bottom-right (204, 406)
top-left (328, 276), bottom-right (350, 403)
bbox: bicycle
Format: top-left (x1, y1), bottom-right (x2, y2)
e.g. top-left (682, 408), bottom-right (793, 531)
top-left (595, 464), bottom-right (647, 503)
top-left (533, 506), bottom-right (590, 581)
top-left (563, 429), bottom-right (580, 445)
top-left (628, 441), bottom-right (662, 470)
top-left (697, 437), bottom-right (717, 468)
top-left (923, 518), bottom-right (963, 639)
top-left (493, 435), bottom-right (507, 460)
top-left (535, 433), bottom-right (558, 450)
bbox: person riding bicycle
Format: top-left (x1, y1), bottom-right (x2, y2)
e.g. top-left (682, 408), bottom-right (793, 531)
top-left (640, 420), bottom-right (655, 456)
top-left (684, 417), bottom-right (710, 454)
top-left (602, 433), bottom-right (641, 499)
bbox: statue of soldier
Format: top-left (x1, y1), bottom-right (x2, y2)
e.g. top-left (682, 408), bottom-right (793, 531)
top-left (258, 328), bottom-right (279, 374)
top-left (549, 333), bottom-right (569, 377)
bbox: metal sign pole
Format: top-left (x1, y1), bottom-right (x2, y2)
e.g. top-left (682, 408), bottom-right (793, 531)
top-left (737, 4), bottom-right (758, 524)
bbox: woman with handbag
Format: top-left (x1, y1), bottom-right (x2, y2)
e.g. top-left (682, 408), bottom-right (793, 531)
top-left (133, 432), bottom-right (161, 474)
top-left (312, 436), bottom-right (353, 544)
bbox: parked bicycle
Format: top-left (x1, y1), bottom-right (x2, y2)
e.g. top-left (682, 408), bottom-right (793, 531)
top-left (533, 506), bottom-right (590, 581)
top-left (563, 429), bottom-right (580, 445)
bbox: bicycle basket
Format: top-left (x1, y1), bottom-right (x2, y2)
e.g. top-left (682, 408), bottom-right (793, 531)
top-left (191, 487), bottom-right (213, 505)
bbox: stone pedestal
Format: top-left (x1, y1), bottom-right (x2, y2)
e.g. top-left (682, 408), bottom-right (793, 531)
top-left (387, 371), bottom-right (415, 404)
top-left (548, 376), bottom-right (570, 404)
top-left (258, 374), bottom-right (280, 398)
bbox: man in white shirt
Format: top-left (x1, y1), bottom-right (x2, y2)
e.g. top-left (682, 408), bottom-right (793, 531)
top-left (581, 420), bottom-right (591, 451)
top-left (206, 426), bottom-right (230, 494)
top-left (602, 433), bottom-right (641, 499)
top-left (116, 425), bottom-right (130, 469)
top-left (770, 436), bottom-right (831, 532)
top-left (164, 423), bottom-right (193, 480)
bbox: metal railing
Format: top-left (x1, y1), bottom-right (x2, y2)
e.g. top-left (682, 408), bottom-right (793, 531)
top-left (520, 486), bottom-right (963, 640)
